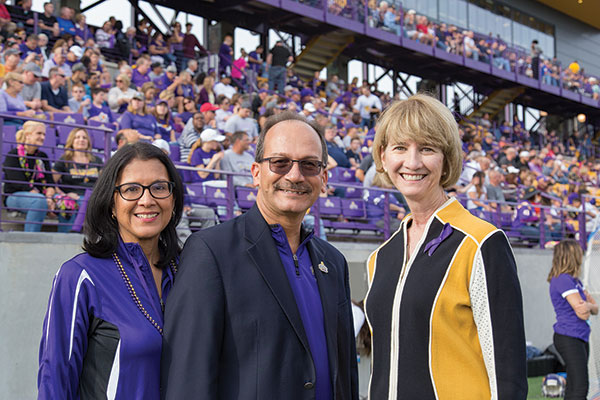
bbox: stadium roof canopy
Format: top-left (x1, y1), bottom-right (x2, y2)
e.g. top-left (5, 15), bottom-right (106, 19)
top-left (535, 0), bottom-right (600, 30)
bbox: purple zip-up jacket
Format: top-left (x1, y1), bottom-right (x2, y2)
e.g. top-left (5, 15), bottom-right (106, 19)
top-left (37, 240), bottom-right (176, 399)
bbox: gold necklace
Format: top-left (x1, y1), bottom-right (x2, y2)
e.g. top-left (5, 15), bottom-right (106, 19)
top-left (112, 252), bottom-right (177, 335)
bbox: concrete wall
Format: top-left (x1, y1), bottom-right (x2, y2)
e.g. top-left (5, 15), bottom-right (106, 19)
top-left (0, 232), bottom-right (556, 399)
top-left (502, 0), bottom-right (600, 76)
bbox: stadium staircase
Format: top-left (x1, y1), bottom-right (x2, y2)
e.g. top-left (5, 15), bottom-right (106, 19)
top-left (467, 86), bottom-right (526, 120)
top-left (293, 32), bottom-right (354, 81)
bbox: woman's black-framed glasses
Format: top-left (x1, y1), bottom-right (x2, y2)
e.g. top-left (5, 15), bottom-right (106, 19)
top-left (115, 181), bottom-right (174, 201)
top-left (260, 157), bottom-right (324, 177)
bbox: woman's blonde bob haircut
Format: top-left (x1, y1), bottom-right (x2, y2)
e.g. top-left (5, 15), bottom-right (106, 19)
top-left (373, 93), bottom-right (463, 189)
top-left (547, 239), bottom-right (583, 282)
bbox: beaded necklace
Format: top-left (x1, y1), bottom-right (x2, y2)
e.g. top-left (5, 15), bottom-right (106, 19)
top-left (112, 252), bottom-right (177, 335)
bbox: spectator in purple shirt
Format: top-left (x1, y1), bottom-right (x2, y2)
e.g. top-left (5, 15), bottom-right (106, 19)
top-left (132, 56), bottom-right (152, 90)
top-left (119, 91), bottom-right (158, 138)
top-left (188, 128), bottom-right (225, 182)
top-left (218, 33), bottom-right (233, 75)
top-left (19, 33), bottom-right (40, 59)
top-left (548, 239), bottom-right (598, 400)
top-left (88, 87), bottom-right (115, 123)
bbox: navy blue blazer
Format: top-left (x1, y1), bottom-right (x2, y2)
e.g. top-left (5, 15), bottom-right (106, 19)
top-left (161, 205), bottom-right (358, 400)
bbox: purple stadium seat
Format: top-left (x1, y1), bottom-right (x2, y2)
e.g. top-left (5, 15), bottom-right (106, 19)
top-left (169, 143), bottom-right (180, 163)
top-left (53, 113), bottom-right (85, 126)
top-left (327, 168), bottom-right (340, 182)
top-left (344, 185), bottom-right (363, 198)
top-left (341, 198), bottom-right (366, 218)
top-left (57, 125), bottom-right (72, 146)
top-left (2, 125), bottom-right (17, 155)
top-left (236, 186), bottom-right (258, 209)
top-left (336, 167), bottom-right (357, 183)
top-left (87, 120), bottom-right (117, 151)
top-left (185, 183), bottom-right (206, 205)
top-left (204, 185), bottom-right (230, 207)
top-left (317, 197), bottom-right (342, 218)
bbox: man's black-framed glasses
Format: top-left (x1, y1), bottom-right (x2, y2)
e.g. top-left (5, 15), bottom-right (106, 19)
top-left (260, 157), bottom-right (324, 176)
top-left (115, 181), bottom-right (174, 201)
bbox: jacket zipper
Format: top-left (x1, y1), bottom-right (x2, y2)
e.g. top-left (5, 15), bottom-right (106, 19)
top-left (293, 254), bottom-right (300, 276)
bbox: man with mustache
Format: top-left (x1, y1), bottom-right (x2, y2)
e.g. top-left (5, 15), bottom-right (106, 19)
top-left (162, 111), bottom-right (358, 400)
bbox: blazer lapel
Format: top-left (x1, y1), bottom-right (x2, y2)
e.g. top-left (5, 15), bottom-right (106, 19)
top-left (308, 240), bottom-right (339, 383)
top-left (244, 205), bottom-right (311, 354)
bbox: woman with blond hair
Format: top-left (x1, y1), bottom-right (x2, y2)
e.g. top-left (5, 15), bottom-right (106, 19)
top-left (52, 128), bottom-right (102, 232)
top-left (548, 239), bottom-right (598, 399)
top-left (0, 72), bottom-right (36, 124)
top-left (364, 94), bottom-right (527, 399)
top-left (2, 121), bottom-right (55, 231)
top-left (197, 75), bottom-right (215, 106)
top-left (108, 73), bottom-right (136, 113)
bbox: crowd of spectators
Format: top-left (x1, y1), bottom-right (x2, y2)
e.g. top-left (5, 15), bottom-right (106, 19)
top-left (0, 1), bottom-right (599, 244)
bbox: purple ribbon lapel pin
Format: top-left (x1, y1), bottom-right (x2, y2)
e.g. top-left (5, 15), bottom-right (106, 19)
top-left (423, 223), bottom-right (453, 256)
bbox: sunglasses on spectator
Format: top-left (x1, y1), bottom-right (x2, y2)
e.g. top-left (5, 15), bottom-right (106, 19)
top-left (115, 181), bottom-right (174, 201)
top-left (58, 74), bottom-right (66, 77)
top-left (115, 79), bottom-right (123, 82)
top-left (259, 157), bottom-right (324, 176)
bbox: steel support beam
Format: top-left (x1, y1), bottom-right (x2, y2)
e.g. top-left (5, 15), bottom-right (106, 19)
top-left (80, 0), bottom-right (106, 13)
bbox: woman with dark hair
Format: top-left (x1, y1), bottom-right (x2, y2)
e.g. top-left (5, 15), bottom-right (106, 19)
top-left (548, 239), bottom-right (598, 400)
top-left (38, 142), bottom-right (184, 399)
top-left (152, 99), bottom-right (177, 142)
top-left (466, 170), bottom-right (492, 217)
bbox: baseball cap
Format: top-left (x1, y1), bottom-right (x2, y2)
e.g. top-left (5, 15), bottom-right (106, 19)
top-left (284, 85), bottom-right (294, 92)
top-left (519, 151), bottom-right (530, 158)
top-left (69, 45), bottom-right (83, 59)
top-left (200, 102), bottom-right (219, 112)
top-left (151, 61), bottom-right (163, 69)
top-left (240, 101), bottom-right (252, 109)
top-left (132, 91), bottom-right (144, 100)
top-left (166, 65), bottom-right (177, 73)
top-left (23, 62), bottom-right (42, 77)
top-left (200, 128), bottom-right (226, 143)
top-left (5, 48), bottom-right (20, 57)
top-left (152, 139), bottom-right (170, 155)
top-left (71, 62), bottom-right (86, 73)
top-left (304, 103), bottom-right (316, 113)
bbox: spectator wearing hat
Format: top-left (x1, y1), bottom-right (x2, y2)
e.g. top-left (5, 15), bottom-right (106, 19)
top-left (215, 94), bottom-right (232, 132)
top-left (266, 40), bottom-right (292, 94)
top-left (65, 61), bottom-right (87, 94)
top-left (88, 87), bottom-right (114, 123)
top-left (0, 48), bottom-right (22, 78)
top-left (66, 46), bottom-right (82, 69)
top-left (153, 64), bottom-right (178, 92)
top-left (68, 82), bottom-right (90, 117)
top-left (221, 130), bottom-right (254, 187)
top-left (42, 47), bottom-right (71, 78)
top-left (214, 74), bottom-right (236, 100)
top-left (153, 99), bottom-right (178, 142)
top-left (41, 67), bottom-right (70, 112)
top-left (21, 62), bottom-right (42, 110)
top-left (119, 91), bottom-right (158, 138)
top-left (38, 2), bottom-right (58, 37)
top-left (19, 34), bottom-right (40, 60)
top-left (199, 102), bottom-right (218, 129)
top-left (188, 128), bottom-right (225, 182)
top-left (516, 150), bottom-right (531, 170)
top-left (301, 102), bottom-right (316, 120)
top-left (224, 101), bottom-right (258, 139)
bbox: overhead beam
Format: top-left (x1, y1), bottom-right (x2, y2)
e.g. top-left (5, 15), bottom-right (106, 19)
top-left (80, 0), bottom-right (106, 13)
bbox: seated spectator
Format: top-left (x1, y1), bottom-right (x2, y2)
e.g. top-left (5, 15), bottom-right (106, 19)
top-left (215, 94), bottom-right (231, 131)
top-left (148, 61), bottom-right (163, 81)
top-left (485, 169), bottom-right (508, 211)
top-left (41, 67), bottom-right (70, 112)
top-left (131, 56), bottom-right (151, 90)
top-left (42, 47), bottom-right (71, 78)
top-left (224, 101), bottom-right (258, 139)
top-left (84, 70), bottom-right (100, 98)
top-left (38, 2), bottom-right (58, 37)
top-left (149, 32), bottom-right (175, 67)
top-left (463, 30), bottom-right (479, 61)
top-left (512, 186), bottom-right (542, 241)
top-left (66, 61), bottom-right (87, 94)
top-left (345, 137), bottom-right (363, 169)
top-left (178, 97), bottom-right (197, 124)
top-left (21, 62), bottom-right (42, 111)
top-left (196, 75), bottom-right (215, 107)
top-left (213, 74), bottom-right (236, 99)
top-left (68, 82), bottom-right (90, 117)
top-left (19, 34), bottom-right (40, 60)
top-left (12, 0), bottom-right (35, 30)
top-left (141, 81), bottom-right (157, 112)
top-left (0, 0), bottom-right (14, 33)
top-left (221, 131), bottom-right (254, 187)
top-left (153, 99), bottom-right (177, 142)
top-left (38, 33), bottom-right (50, 61)
top-left (119, 91), bottom-right (157, 138)
top-left (199, 101), bottom-right (218, 130)
top-left (178, 111), bottom-right (204, 162)
top-left (116, 27), bottom-right (142, 61)
top-left (176, 71), bottom-right (195, 100)
top-left (0, 71), bottom-right (35, 121)
top-left (153, 64), bottom-right (177, 92)
top-left (56, 6), bottom-right (76, 36)
top-left (325, 125), bottom-right (350, 168)
top-left (403, 10), bottom-right (418, 40)
top-left (95, 20), bottom-right (114, 49)
top-left (0, 48), bottom-right (22, 78)
top-left (83, 49), bottom-right (103, 75)
top-left (51, 128), bottom-right (102, 232)
top-left (66, 45), bottom-right (82, 69)
top-left (73, 13), bottom-right (92, 45)
top-left (87, 87), bottom-right (114, 123)
top-left (107, 73), bottom-right (135, 113)
top-left (2, 121), bottom-right (55, 232)
top-left (363, 174), bottom-right (406, 232)
top-left (466, 171), bottom-right (492, 217)
top-left (188, 128), bottom-right (225, 182)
